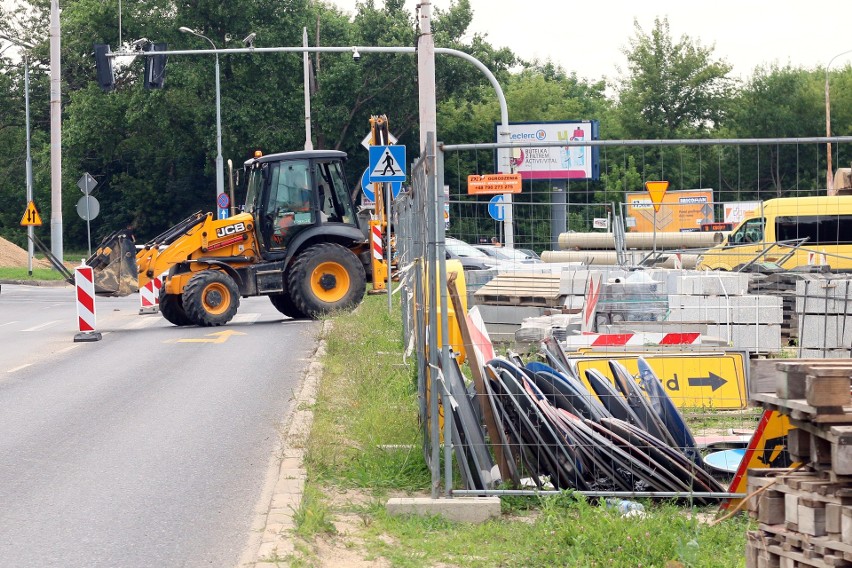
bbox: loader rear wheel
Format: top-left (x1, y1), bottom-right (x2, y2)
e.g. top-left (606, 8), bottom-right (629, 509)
top-left (159, 293), bottom-right (193, 326)
top-left (269, 292), bottom-right (305, 319)
top-left (288, 243), bottom-right (366, 319)
top-left (183, 270), bottom-right (240, 326)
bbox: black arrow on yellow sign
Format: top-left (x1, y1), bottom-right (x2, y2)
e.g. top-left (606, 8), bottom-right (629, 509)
top-left (687, 372), bottom-right (727, 392)
top-left (20, 201), bottom-right (43, 227)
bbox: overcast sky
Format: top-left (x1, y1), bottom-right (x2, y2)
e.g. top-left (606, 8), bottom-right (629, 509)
top-left (328, 0), bottom-right (852, 83)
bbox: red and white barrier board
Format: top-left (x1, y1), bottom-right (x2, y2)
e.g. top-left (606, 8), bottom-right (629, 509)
top-left (74, 262), bottom-right (102, 342)
top-left (139, 270), bottom-right (168, 314)
top-left (562, 331), bottom-right (701, 351)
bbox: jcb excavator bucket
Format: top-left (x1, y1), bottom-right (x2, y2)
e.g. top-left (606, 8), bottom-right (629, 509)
top-left (86, 229), bottom-right (139, 297)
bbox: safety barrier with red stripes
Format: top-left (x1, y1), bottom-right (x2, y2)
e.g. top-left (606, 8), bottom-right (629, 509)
top-left (139, 270), bottom-right (168, 314)
top-left (74, 262), bottom-right (102, 342)
top-left (563, 331), bottom-right (701, 351)
top-left (371, 224), bottom-right (383, 261)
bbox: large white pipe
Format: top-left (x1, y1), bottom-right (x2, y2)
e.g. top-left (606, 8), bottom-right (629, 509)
top-left (558, 231), bottom-right (725, 251)
top-left (542, 249), bottom-right (700, 269)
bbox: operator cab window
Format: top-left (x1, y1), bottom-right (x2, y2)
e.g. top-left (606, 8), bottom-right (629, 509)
top-left (267, 160), bottom-right (314, 247)
top-left (315, 160), bottom-right (355, 224)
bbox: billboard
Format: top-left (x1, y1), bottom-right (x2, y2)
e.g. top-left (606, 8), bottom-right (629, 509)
top-left (496, 121), bottom-right (600, 181)
top-left (723, 201), bottom-right (761, 225)
top-left (626, 188), bottom-right (714, 232)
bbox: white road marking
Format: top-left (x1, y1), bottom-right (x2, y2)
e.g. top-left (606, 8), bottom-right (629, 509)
top-left (232, 313), bottom-right (261, 324)
top-left (21, 320), bottom-right (61, 332)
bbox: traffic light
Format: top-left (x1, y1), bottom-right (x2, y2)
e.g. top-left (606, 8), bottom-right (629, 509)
top-left (143, 42), bottom-right (167, 90)
top-left (93, 43), bottom-right (115, 92)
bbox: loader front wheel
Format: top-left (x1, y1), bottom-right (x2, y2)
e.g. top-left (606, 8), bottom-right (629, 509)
top-left (269, 292), bottom-right (305, 319)
top-left (288, 243), bottom-right (366, 319)
top-left (159, 293), bottom-right (193, 326)
top-left (183, 270), bottom-right (240, 326)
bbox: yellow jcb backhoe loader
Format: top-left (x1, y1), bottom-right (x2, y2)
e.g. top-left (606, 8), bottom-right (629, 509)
top-left (82, 150), bottom-right (370, 326)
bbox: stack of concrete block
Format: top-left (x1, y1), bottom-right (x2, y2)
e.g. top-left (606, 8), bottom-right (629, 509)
top-left (796, 276), bottom-right (852, 359)
top-left (667, 272), bottom-right (782, 353)
top-left (747, 361), bottom-right (852, 568)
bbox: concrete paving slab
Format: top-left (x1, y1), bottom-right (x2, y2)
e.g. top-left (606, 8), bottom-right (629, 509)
top-left (386, 496), bottom-right (501, 523)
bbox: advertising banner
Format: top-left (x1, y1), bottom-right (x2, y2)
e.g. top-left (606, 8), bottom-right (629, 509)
top-left (496, 121), bottom-right (599, 181)
top-left (625, 189), bottom-right (714, 232)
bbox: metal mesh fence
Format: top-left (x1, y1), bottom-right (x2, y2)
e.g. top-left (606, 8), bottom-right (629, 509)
top-left (395, 137), bottom-right (852, 501)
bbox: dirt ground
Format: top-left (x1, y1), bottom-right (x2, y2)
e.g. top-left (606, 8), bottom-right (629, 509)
top-left (0, 235), bottom-right (51, 269)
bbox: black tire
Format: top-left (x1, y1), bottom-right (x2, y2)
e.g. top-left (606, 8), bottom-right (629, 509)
top-left (269, 292), bottom-right (305, 319)
top-left (159, 292), bottom-right (193, 326)
top-left (288, 243), bottom-right (366, 319)
top-left (183, 270), bottom-right (240, 326)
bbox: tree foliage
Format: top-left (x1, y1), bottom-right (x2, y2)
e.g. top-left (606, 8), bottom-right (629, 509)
top-left (0, 4), bottom-right (851, 251)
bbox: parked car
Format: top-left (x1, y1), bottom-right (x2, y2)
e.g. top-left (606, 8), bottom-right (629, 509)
top-left (445, 237), bottom-right (502, 270)
top-left (474, 245), bottom-right (543, 264)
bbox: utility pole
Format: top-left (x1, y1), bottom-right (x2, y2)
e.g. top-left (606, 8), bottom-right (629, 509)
top-left (49, 0), bottom-right (63, 262)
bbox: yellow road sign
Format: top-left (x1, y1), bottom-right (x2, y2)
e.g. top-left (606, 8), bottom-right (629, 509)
top-left (644, 180), bottom-right (670, 213)
top-left (721, 410), bottom-right (799, 511)
top-left (20, 201), bottom-right (42, 226)
top-left (574, 352), bottom-right (748, 409)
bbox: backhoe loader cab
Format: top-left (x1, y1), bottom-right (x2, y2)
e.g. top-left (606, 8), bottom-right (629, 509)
top-left (87, 150), bottom-right (369, 326)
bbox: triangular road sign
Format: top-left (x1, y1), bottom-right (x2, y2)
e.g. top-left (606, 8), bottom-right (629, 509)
top-left (20, 200), bottom-right (43, 226)
top-left (644, 180), bottom-right (670, 213)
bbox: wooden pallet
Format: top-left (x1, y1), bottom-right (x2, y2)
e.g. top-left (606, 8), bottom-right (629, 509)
top-left (474, 273), bottom-right (565, 307)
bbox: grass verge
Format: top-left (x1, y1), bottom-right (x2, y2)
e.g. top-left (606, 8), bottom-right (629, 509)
top-left (0, 267), bottom-right (68, 281)
top-left (295, 294), bottom-right (753, 567)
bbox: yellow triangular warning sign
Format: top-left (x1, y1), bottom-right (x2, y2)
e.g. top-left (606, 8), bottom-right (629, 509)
top-left (370, 148), bottom-right (403, 178)
top-left (20, 200), bottom-right (43, 227)
top-left (644, 181), bottom-right (670, 213)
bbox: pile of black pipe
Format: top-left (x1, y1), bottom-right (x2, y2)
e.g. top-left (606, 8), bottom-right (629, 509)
top-left (447, 338), bottom-right (725, 503)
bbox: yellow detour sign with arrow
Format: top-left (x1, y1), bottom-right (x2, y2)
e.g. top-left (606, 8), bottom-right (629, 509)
top-left (574, 352), bottom-right (748, 409)
top-left (20, 201), bottom-right (43, 226)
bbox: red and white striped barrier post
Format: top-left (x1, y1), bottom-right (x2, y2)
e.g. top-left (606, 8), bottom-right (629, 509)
top-left (74, 261), bottom-right (102, 342)
top-left (139, 270), bottom-right (167, 314)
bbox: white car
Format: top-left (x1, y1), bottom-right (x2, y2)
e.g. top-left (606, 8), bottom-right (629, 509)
top-left (474, 245), bottom-right (543, 264)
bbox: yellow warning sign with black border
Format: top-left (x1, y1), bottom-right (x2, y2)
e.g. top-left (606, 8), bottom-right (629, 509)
top-left (20, 201), bottom-right (42, 226)
top-left (574, 352), bottom-right (748, 410)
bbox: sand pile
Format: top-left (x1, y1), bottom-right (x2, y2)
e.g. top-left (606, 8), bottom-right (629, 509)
top-left (0, 235), bottom-right (52, 268)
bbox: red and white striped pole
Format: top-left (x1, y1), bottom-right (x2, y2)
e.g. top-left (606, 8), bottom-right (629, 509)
top-left (74, 261), bottom-right (102, 342)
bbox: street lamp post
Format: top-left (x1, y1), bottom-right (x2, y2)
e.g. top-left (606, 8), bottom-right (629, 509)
top-left (0, 34), bottom-right (36, 274)
top-left (825, 49), bottom-right (852, 195)
top-left (179, 27), bottom-right (225, 218)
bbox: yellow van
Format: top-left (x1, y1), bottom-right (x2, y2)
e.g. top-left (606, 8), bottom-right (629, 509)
top-left (697, 196), bottom-right (852, 270)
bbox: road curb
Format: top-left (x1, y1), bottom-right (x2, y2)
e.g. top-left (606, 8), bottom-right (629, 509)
top-left (246, 319), bottom-right (329, 566)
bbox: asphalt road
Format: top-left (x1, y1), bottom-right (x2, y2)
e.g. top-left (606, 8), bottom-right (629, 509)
top-left (0, 283), bottom-right (320, 567)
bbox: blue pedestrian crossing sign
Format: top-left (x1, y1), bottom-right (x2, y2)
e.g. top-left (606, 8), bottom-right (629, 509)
top-left (368, 145), bottom-right (406, 183)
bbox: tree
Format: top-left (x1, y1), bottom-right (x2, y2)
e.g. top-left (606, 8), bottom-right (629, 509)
top-left (616, 17), bottom-right (735, 140)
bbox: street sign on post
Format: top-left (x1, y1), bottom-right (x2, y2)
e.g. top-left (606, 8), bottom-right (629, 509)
top-left (488, 195), bottom-right (506, 221)
top-left (368, 146), bottom-right (406, 183)
top-left (77, 172), bottom-right (97, 195)
top-left (644, 180), bottom-right (670, 213)
top-left (361, 168), bottom-right (402, 202)
top-left (20, 201), bottom-right (43, 226)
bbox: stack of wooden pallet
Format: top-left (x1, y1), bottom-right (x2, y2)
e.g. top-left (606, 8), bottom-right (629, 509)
top-left (747, 361), bottom-right (852, 567)
top-left (473, 273), bottom-right (564, 307)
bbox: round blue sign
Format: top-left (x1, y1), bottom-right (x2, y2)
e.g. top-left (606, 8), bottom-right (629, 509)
top-left (217, 192), bottom-right (230, 209)
top-left (488, 195), bottom-right (506, 221)
top-left (361, 168), bottom-right (402, 202)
